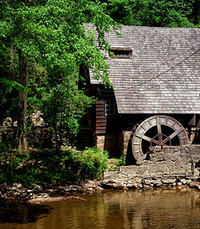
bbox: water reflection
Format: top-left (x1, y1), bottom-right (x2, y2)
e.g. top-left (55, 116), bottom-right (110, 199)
top-left (0, 202), bottom-right (51, 227)
top-left (102, 188), bottom-right (200, 229)
top-left (0, 188), bottom-right (200, 229)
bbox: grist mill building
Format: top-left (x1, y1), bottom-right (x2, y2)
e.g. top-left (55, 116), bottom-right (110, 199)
top-left (80, 25), bottom-right (200, 164)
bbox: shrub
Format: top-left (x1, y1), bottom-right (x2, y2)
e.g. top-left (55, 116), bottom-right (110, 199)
top-left (68, 147), bottom-right (109, 180)
top-left (0, 147), bottom-right (109, 185)
top-left (107, 156), bottom-right (126, 171)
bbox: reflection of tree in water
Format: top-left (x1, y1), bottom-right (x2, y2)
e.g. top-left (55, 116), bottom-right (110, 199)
top-left (0, 201), bottom-right (51, 224)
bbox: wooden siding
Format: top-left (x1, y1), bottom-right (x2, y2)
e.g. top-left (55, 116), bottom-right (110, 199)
top-left (95, 100), bottom-right (107, 134)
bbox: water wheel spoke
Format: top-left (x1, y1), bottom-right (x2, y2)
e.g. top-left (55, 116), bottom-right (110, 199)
top-left (162, 128), bottom-right (184, 145)
top-left (169, 128), bottom-right (184, 140)
top-left (136, 134), bottom-right (151, 142)
top-left (157, 117), bottom-right (162, 144)
top-left (136, 134), bottom-right (160, 145)
top-left (162, 136), bottom-right (170, 145)
top-left (132, 115), bottom-right (189, 163)
top-left (151, 139), bottom-right (160, 145)
top-left (156, 117), bottom-right (162, 134)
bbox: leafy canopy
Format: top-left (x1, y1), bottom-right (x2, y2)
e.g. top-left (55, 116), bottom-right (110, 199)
top-left (0, 0), bottom-right (118, 148)
top-left (102, 0), bottom-right (200, 27)
top-left (1, 0), bottom-right (118, 84)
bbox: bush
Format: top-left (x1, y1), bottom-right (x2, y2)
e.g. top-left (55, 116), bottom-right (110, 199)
top-left (0, 147), bottom-right (109, 185)
top-left (68, 147), bottom-right (109, 180)
top-left (107, 156), bottom-right (126, 171)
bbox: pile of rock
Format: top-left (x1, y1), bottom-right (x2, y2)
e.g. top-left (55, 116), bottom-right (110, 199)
top-left (101, 170), bottom-right (200, 190)
top-left (100, 145), bottom-right (200, 191)
top-left (101, 176), bottom-right (200, 190)
top-left (0, 181), bottom-right (103, 202)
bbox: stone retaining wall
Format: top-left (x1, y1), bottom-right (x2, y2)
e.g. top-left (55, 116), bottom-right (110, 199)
top-left (102, 145), bottom-right (200, 189)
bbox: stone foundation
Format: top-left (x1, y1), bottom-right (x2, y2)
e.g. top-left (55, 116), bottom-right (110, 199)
top-left (102, 145), bottom-right (200, 189)
top-left (123, 131), bottom-right (132, 155)
top-left (96, 134), bottom-right (122, 157)
top-left (96, 135), bottom-right (105, 151)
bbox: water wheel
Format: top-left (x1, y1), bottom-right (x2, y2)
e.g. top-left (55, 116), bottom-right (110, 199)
top-left (132, 115), bottom-right (189, 163)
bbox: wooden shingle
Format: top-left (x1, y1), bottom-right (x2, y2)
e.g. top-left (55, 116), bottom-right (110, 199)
top-left (88, 25), bottom-right (200, 114)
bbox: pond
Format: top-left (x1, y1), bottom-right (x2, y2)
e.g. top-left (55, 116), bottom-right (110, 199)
top-left (0, 187), bottom-right (200, 229)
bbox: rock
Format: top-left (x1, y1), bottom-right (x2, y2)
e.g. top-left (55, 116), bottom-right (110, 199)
top-left (143, 185), bottom-right (153, 190)
top-left (112, 182), bottom-right (124, 189)
top-left (101, 179), bottom-right (116, 185)
top-left (189, 182), bottom-right (200, 191)
top-left (162, 178), bottom-right (176, 185)
top-left (67, 185), bottom-right (79, 192)
top-left (28, 195), bottom-right (86, 204)
top-left (126, 183), bottom-right (138, 189)
top-left (46, 189), bottom-right (55, 194)
top-left (3, 117), bottom-right (12, 127)
top-left (138, 184), bottom-right (143, 189)
top-left (30, 184), bottom-right (43, 191)
top-left (100, 179), bottom-right (124, 189)
top-left (180, 179), bottom-right (187, 185)
top-left (38, 193), bottom-right (49, 198)
top-left (151, 179), bottom-right (162, 187)
top-left (13, 183), bottom-right (24, 189)
top-left (143, 179), bottom-right (155, 186)
top-left (154, 181), bottom-right (162, 187)
top-left (96, 186), bottom-right (103, 191)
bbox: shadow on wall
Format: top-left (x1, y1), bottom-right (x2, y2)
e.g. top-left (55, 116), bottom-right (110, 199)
top-left (193, 129), bottom-right (200, 144)
top-left (195, 160), bottom-right (200, 175)
top-left (125, 134), bottom-right (137, 165)
top-left (104, 133), bottom-right (122, 158)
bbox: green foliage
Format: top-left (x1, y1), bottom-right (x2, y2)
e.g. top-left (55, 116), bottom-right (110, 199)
top-left (68, 147), bottom-right (109, 179)
top-left (0, 0), bottom-right (118, 148)
top-left (115, 155), bottom-right (126, 167)
top-left (0, 78), bottom-right (27, 93)
top-left (103, 0), bottom-right (200, 27)
top-left (0, 147), bottom-right (109, 185)
top-left (107, 155), bottom-right (125, 171)
top-left (29, 75), bottom-right (96, 148)
top-left (0, 0), bottom-right (117, 83)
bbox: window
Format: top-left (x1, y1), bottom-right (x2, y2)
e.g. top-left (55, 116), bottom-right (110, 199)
top-left (110, 48), bottom-right (132, 59)
top-left (105, 100), bottom-right (116, 115)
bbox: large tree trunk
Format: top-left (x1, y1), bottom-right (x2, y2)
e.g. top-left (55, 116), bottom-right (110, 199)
top-left (15, 49), bottom-right (28, 151)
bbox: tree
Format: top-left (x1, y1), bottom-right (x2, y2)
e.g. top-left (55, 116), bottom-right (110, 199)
top-left (0, 0), bottom-right (118, 151)
top-left (102, 0), bottom-right (200, 27)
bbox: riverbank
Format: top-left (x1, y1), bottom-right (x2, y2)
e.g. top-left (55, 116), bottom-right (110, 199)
top-left (0, 180), bottom-right (103, 203)
top-left (1, 145), bottom-right (200, 203)
top-left (1, 187), bottom-right (200, 229)
top-left (1, 176), bottom-right (200, 204)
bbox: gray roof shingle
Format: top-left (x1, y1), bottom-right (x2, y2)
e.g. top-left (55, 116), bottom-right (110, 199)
top-left (88, 25), bottom-right (200, 114)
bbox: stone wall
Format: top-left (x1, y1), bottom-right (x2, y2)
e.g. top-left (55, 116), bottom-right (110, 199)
top-left (96, 135), bottom-right (105, 151)
top-left (147, 145), bottom-right (200, 176)
top-left (123, 131), bottom-right (132, 155)
top-left (96, 133), bottom-right (122, 157)
top-left (102, 145), bottom-right (200, 189)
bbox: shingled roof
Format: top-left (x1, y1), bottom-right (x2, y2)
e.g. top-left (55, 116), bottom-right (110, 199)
top-left (88, 25), bottom-right (200, 114)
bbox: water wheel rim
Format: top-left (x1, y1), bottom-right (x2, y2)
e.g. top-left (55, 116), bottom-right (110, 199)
top-left (132, 115), bottom-right (189, 162)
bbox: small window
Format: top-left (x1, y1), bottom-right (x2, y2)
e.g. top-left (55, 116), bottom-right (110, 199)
top-left (110, 48), bottom-right (132, 59)
top-left (105, 100), bottom-right (116, 115)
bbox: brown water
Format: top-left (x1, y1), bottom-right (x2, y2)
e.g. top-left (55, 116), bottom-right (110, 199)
top-left (0, 187), bottom-right (200, 229)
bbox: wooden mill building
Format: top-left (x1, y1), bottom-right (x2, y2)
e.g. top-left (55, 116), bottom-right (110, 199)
top-left (80, 25), bottom-right (200, 164)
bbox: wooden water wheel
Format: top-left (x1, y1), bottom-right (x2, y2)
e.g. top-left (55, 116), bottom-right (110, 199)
top-left (132, 115), bottom-right (189, 163)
